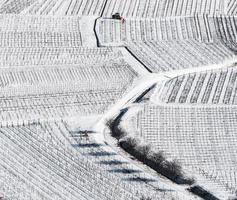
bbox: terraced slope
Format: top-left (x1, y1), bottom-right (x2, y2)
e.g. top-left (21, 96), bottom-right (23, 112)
top-left (0, 15), bottom-right (83, 47)
top-left (157, 65), bottom-right (237, 104)
top-left (123, 103), bottom-right (237, 198)
top-left (0, 122), bottom-right (140, 200)
top-left (0, 121), bottom-right (194, 200)
top-left (0, 0), bottom-right (107, 16)
top-left (0, 0), bottom-right (237, 200)
top-left (0, 47), bottom-right (120, 67)
top-left (97, 15), bottom-right (237, 72)
top-left (103, 0), bottom-right (226, 17)
top-left (0, 0), bottom-right (37, 14)
top-left (0, 57), bottom-right (138, 126)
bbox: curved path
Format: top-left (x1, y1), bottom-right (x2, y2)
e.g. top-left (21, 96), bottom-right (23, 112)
top-left (89, 51), bottom-right (237, 199)
top-left (90, 74), bottom-right (197, 199)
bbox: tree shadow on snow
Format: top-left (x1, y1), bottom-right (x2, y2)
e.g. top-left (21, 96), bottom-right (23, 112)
top-left (108, 168), bottom-right (142, 174)
top-left (99, 160), bottom-right (128, 165)
top-left (123, 177), bottom-right (157, 183)
top-left (71, 143), bottom-right (105, 148)
top-left (89, 151), bottom-right (117, 157)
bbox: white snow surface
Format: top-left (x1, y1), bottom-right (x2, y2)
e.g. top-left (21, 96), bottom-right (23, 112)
top-left (0, 2), bottom-right (237, 199)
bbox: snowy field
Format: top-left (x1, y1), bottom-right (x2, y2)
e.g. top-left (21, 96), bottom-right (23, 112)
top-left (0, 0), bottom-right (236, 200)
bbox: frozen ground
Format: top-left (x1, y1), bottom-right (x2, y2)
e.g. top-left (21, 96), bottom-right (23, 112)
top-left (0, 0), bottom-right (237, 200)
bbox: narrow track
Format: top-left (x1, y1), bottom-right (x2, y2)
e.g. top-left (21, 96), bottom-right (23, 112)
top-left (93, 0), bottom-right (153, 73)
top-left (125, 46), bottom-right (153, 73)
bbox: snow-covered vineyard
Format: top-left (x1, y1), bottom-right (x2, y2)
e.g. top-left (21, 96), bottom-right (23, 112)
top-left (157, 64), bottom-right (237, 104)
top-left (0, 0), bottom-right (237, 200)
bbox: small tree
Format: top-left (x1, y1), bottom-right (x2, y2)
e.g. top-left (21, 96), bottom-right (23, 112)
top-left (169, 159), bottom-right (182, 176)
top-left (150, 151), bottom-right (166, 165)
top-left (135, 144), bottom-right (151, 161)
top-left (119, 137), bottom-right (138, 151)
top-left (163, 159), bottom-right (182, 177)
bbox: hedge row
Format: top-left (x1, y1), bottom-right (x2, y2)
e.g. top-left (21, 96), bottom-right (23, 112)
top-left (106, 118), bottom-right (194, 185)
top-left (119, 136), bottom-right (194, 185)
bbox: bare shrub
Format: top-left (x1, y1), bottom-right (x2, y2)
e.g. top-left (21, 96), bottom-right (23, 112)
top-left (119, 136), bottom-right (139, 151)
top-left (134, 144), bottom-right (151, 161)
top-left (106, 119), bottom-right (127, 139)
top-left (149, 151), bottom-right (166, 165)
top-left (163, 159), bottom-right (182, 177)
